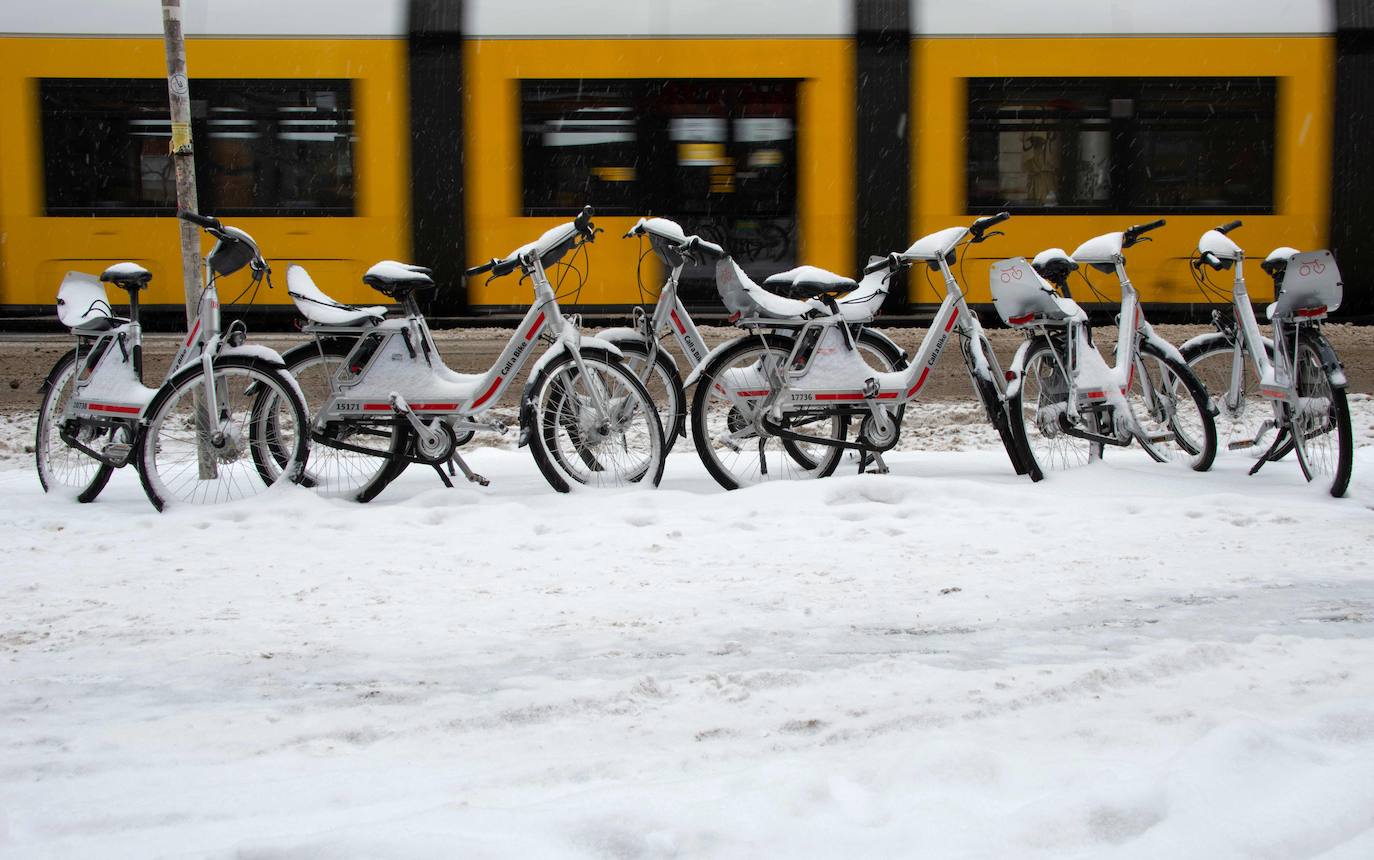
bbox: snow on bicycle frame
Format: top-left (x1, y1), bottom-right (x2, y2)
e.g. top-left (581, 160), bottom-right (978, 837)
top-left (706, 214), bottom-right (1017, 457)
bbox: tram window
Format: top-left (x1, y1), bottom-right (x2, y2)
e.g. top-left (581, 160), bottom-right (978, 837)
top-left (40, 78), bottom-right (355, 216)
top-left (521, 81), bottom-right (641, 216)
top-left (520, 79), bottom-right (797, 219)
top-left (967, 77), bottom-right (1274, 214)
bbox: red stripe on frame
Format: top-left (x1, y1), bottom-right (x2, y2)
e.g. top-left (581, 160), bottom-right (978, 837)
top-left (471, 377), bottom-right (503, 408)
top-left (185, 319), bottom-right (201, 347)
top-left (670, 310), bottom-right (687, 335)
top-left (362, 403), bottom-right (392, 411)
top-left (525, 313), bottom-right (546, 341)
top-left (944, 307), bottom-right (960, 332)
top-left (88, 403), bottom-right (140, 415)
top-left (906, 368), bottom-right (931, 398)
top-left (412, 403), bottom-right (459, 411)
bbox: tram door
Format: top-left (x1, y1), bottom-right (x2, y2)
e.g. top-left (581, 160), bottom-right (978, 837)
top-left (648, 81), bottom-right (798, 303)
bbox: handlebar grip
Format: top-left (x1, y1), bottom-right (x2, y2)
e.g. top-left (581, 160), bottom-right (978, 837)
top-left (1216, 219), bottom-right (1243, 235)
top-left (464, 259), bottom-right (497, 277)
top-left (574, 204), bottom-right (595, 237)
top-left (178, 210), bottom-right (222, 231)
top-left (864, 255), bottom-right (895, 276)
top-left (986, 211), bottom-right (1011, 227)
top-left (1121, 218), bottom-right (1166, 249)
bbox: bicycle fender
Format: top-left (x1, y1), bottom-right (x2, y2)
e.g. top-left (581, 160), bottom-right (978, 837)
top-left (40, 346), bottom-right (81, 395)
top-left (1005, 337), bottom-right (1041, 401)
top-left (683, 334), bottom-right (754, 388)
top-left (516, 338), bottom-right (624, 448)
top-left (217, 343), bottom-right (288, 367)
top-left (1306, 332), bottom-right (1349, 388)
top-left (598, 328), bottom-right (680, 373)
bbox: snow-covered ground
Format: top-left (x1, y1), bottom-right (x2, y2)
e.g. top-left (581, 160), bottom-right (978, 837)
top-left (3, 402), bottom-right (1374, 858)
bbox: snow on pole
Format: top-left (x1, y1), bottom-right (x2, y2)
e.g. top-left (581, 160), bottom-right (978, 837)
top-left (161, 0), bottom-right (215, 478)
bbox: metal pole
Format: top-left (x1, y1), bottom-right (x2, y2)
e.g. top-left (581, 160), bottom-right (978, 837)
top-left (161, 0), bottom-right (215, 478)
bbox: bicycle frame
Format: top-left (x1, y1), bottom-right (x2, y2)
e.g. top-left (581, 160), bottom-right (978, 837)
top-left (301, 251), bottom-right (612, 433)
top-left (712, 240), bottom-right (1008, 447)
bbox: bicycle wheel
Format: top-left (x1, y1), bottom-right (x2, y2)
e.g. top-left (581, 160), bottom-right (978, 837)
top-left (1127, 342), bottom-right (1218, 471)
top-left (963, 332), bottom-right (1035, 479)
top-left (1290, 332), bottom-right (1353, 497)
top-left (690, 333), bottom-right (846, 490)
top-left (1181, 332), bottom-right (1279, 459)
top-left (528, 349), bottom-right (666, 491)
top-left (35, 347), bottom-right (118, 502)
top-left (608, 338), bottom-right (685, 450)
top-left (138, 357), bottom-right (309, 511)
top-left (1008, 338), bottom-right (1097, 475)
top-left (268, 339), bottom-right (402, 500)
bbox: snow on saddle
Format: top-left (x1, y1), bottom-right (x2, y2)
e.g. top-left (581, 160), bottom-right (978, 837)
top-left (717, 261), bottom-right (890, 324)
top-left (287, 265), bottom-right (388, 327)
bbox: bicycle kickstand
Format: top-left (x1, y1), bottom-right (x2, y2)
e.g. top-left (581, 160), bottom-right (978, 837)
top-left (860, 451), bottom-right (890, 475)
top-left (448, 453), bottom-right (490, 488)
top-left (1248, 427), bottom-right (1290, 476)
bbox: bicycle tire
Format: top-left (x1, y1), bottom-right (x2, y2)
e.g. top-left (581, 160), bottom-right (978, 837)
top-left (603, 337), bottom-right (686, 450)
top-left (1181, 332), bottom-right (1280, 460)
top-left (138, 356), bottom-right (309, 511)
top-left (528, 348), bottom-right (667, 491)
top-left (35, 347), bottom-right (117, 502)
top-left (963, 333), bottom-right (1035, 480)
top-left (690, 333), bottom-right (846, 490)
top-left (271, 339), bottom-right (403, 500)
top-left (1007, 337), bottom-right (1099, 476)
top-left (1129, 341), bottom-right (1218, 472)
top-left (1290, 331), bottom-right (1353, 497)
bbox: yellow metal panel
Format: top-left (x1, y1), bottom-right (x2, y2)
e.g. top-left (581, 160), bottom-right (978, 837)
top-left (462, 38), bottom-right (854, 307)
top-left (0, 36), bottom-right (411, 309)
top-left (911, 36), bottom-right (1335, 305)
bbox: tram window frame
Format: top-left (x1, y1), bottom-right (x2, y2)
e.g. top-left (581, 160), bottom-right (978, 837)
top-left (39, 77), bottom-right (356, 217)
top-left (966, 77), bottom-right (1276, 215)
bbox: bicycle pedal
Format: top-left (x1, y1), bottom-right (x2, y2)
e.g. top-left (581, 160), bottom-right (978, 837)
top-left (102, 442), bottom-right (133, 467)
top-left (1145, 432), bottom-right (1175, 444)
top-left (1227, 438), bottom-right (1258, 451)
top-left (469, 473), bottom-right (490, 487)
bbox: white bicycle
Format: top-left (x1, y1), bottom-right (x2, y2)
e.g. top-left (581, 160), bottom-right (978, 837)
top-left (35, 211), bottom-right (309, 510)
top-left (687, 213), bottom-right (1032, 489)
top-left (274, 206), bottom-right (666, 501)
top-left (1182, 219), bottom-right (1353, 496)
top-left (996, 219), bottom-right (1217, 476)
top-left (606, 217), bottom-right (908, 450)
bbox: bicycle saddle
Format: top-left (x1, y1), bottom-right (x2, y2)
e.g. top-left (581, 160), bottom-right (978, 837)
top-left (100, 262), bottom-right (152, 292)
top-left (1030, 248), bottom-right (1077, 286)
top-left (762, 266), bottom-right (859, 299)
top-left (287, 265), bottom-right (388, 326)
top-left (362, 260), bottom-right (436, 299)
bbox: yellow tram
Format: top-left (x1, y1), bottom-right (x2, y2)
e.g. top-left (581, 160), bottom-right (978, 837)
top-left (0, 0), bottom-right (1356, 319)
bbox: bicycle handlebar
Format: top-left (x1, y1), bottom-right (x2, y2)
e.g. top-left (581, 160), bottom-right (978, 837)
top-left (970, 211), bottom-right (1011, 242)
top-left (177, 210), bottom-right (223, 232)
top-left (1121, 219), bottom-right (1166, 249)
top-left (1215, 219), bottom-right (1243, 235)
top-left (864, 253), bottom-right (905, 276)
